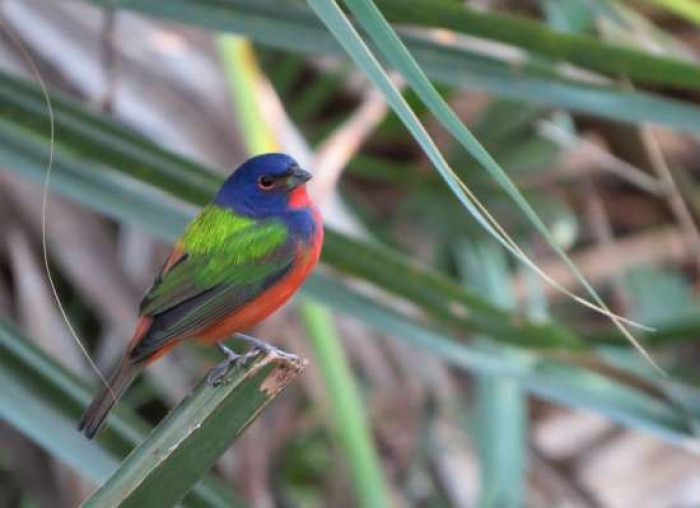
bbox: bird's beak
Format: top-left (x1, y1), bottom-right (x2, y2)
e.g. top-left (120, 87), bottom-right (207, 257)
top-left (285, 166), bottom-right (312, 189)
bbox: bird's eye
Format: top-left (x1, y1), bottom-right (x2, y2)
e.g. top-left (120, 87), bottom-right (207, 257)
top-left (258, 175), bottom-right (274, 190)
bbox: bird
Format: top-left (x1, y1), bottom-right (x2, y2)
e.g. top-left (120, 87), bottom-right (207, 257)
top-left (78, 153), bottom-right (323, 439)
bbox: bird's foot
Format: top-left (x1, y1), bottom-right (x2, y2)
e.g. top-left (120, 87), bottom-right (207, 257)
top-left (208, 336), bottom-right (295, 387)
top-left (207, 344), bottom-right (241, 387)
top-left (234, 333), bottom-right (299, 364)
top-left (234, 333), bottom-right (275, 354)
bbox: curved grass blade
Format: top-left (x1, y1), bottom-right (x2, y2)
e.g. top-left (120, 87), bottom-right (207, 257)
top-left (309, 0), bottom-right (646, 328)
top-left (308, 0), bottom-right (641, 335)
top-left (322, 0), bottom-right (662, 371)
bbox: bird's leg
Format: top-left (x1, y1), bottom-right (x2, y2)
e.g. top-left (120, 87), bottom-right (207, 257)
top-left (208, 335), bottom-right (294, 386)
top-left (234, 333), bottom-right (275, 354)
top-left (207, 343), bottom-right (242, 386)
top-left (217, 342), bottom-right (241, 360)
top-left (234, 333), bottom-right (298, 364)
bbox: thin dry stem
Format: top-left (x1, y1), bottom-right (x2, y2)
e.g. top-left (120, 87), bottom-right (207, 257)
top-left (536, 120), bottom-right (662, 195)
top-left (312, 86), bottom-right (388, 204)
top-left (514, 226), bottom-right (690, 300)
top-left (639, 124), bottom-right (700, 276)
top-left (581, 178), bottom-right (629, 309)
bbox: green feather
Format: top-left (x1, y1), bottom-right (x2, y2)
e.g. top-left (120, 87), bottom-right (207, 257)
top-left (140, 206), bottom-right (291, 316)
top-left (179, 206), bottom-right (288, 286)
top-left (182, 206), bottom-right (288, 258)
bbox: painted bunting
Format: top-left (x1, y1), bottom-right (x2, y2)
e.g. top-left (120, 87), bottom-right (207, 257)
top-left (78, 153), bottom-right (323, 439)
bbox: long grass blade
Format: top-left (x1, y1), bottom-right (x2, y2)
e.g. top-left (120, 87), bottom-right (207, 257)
top-left (300, 303), bottom-right (390, 507)
top-left (459, 240), bottom-right (527, 508)
top-left (373, 0), bottom-right (700, 87)
top-left (322, 0), bottom-right (663, 372)
top-left (82, 0), bottom-right (700, 131)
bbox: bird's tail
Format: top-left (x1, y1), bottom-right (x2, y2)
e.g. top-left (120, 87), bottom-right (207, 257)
top-left (78, 359), bottom-right (143, 439)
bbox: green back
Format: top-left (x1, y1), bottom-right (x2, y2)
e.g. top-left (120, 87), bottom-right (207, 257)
top-left (132, 206), bottom-right (295, 359)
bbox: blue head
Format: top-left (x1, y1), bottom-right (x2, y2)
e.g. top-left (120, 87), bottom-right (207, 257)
top-left (214, 153), bottom-right (312, 217)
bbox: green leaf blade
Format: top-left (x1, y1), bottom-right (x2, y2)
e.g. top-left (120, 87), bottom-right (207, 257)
top-left (83, 0), bottom-right (700, 131)
top-left (0, 320), bottom-right (240, 507)
top-left (84, 350), bottom-right (304, 507)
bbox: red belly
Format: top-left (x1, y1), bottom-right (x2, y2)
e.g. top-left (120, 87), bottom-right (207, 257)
top-left (195, 226), bottom-right (322, 344)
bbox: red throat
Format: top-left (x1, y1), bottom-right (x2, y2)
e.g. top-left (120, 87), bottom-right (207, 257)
top-left (289, 186), bottom-right (311, 209)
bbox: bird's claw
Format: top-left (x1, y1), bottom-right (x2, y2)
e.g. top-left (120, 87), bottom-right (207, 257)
top-left (208, 344), bottom-right (242, 386)
top-left (208, 338), bottom-right (279, 387)
top-left (234, 333), bottom-right (275, 353)
top-left (207, 355), bottom-right (240, 386)
top-left (234, 334), bottom-right (283, 364)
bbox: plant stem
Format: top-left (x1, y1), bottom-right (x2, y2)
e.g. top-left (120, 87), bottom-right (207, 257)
top-left (641, 0), bottom-right (700, 26)
top-left (300, 302), bottom-right (390, 508)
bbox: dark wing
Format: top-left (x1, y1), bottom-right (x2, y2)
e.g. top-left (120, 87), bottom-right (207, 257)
top-left (130, 236), bottom-right (295, 361)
